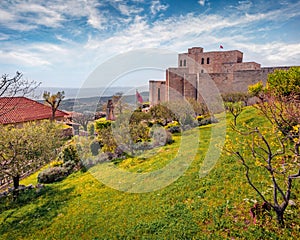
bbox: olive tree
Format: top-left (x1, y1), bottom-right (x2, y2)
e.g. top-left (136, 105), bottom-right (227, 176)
top-left (0, 121), bottom-right (64, 189)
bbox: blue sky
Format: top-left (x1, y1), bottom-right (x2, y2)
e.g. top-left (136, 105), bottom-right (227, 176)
top-left (0, 0), bottom-right (299, 88)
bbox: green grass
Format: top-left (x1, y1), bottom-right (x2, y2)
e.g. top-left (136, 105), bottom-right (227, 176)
top-left (1, 107), bottom-right (299, 239)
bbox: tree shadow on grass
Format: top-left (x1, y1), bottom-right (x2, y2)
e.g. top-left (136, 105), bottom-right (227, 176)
top-left (0, 185), bottom-right (75, 238)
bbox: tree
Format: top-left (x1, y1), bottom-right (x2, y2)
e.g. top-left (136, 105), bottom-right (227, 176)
top-left (227, 67), bottom-right (300, 226)
top-left (228, 125), bottom-right (299, 226)
top-left (113, 92), bottom-right (126, 115)
top-left (249, 67), bottom-right (300, 136)
top-left (0, 121), bottom-right (64, 189)
top-left (43, 91), bottom-right (65, 120)
top-left (225, 101), bottom-right (244, 126)
top-left (73, 112), bottom-right (94, 131)
top-left (186, 98), bottom-right (208, 116)
top-left (221, 92), bottom-right (250, 106)
top-left (0, 71), bottom-right (40, 116)
top-left (149, 103), bottom-right (175, 126)
top-left (266, 67), bottom-right (300, 97)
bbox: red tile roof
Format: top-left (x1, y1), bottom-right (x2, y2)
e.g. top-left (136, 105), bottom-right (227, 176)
top-left (0, 97), bottom-right (68, 124)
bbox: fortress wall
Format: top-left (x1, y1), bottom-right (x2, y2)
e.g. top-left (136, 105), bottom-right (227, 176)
top-left (167, 68), bottom-right (187, 101)
top-left (232, 66), bottom-right (292, 93)
top-left (208, 73), bottom-right (233, 94)
top-left (150, 47), bottom-right (297, 106)
top-left (232, 70), bottom-right (269, 93)
top-left (233, 62), bottom-right (261, 71)
top-left (149, 80), bottom-right (166, 106)
top-left (184, 74), bottom-right (197, 99)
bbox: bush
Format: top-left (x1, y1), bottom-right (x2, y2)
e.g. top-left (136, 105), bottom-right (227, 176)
top-left (62, 160), bottom-right (77, 174)
top-left (90, 140), bottom-right (101, 156)
top-left (38, 167), bottom-right (68, 184)
top-left (167, 126), bottom-right (181, 134)
top-left (87, 122), bottom-right (95, 136)
top-left (198, 116), bottom-right (219, 126)
top-left (95, 119), bottom-right (112, 132)
top-left (196, 115), bottom-right (205, 121)
top-left (50, 160), bottom-right (63, 167)
top-left (58, 144), bottom-right (80, 163)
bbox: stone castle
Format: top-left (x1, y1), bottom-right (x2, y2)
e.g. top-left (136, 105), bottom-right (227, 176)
top-left (149, 47), bottom-right (292, 105)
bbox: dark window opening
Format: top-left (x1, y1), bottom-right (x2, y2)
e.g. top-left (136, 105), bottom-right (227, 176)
top-left (207, 58), bottom-right (210, 64)
top-left (201, 69), bottom-right (204, 73)
top-left (180, 60), bottom-right (182, 66)
top-left (183, 59), bottom-right (186, 66)
top-left (201, 58), bottom-right (204, 64)
top-left (158, 88), bottom-right (160, 101)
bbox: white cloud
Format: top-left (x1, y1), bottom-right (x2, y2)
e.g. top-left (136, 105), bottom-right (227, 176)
top-left (0, 33), bottom-right (9, 41)
top-left (236, 0), bottom-right (253, 11)
top-left (150, 0), bottom-right (169, 15)
top-left (117, 4), bottom-right (143, 16)
top-left (198, 0), bottom-right (205, 6)
top-left (0, 1), bottom-right (300, 87)
top-left (0, 0), bottom-right (107, 31)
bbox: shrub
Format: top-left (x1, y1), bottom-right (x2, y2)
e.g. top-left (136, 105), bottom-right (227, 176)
top-left (87, 122), bottom-right (95, 136)
top-left (90, 140), bottom-right (101, 156)
top-left (62, 160), bottom-right (77, 174)
top-left (50, 160), bottom-right (63, 167)
top-left (165, 121), bottom-right (181, 132)
top-left (38, 167), bottom-right (68, 184)
top-left (198, 116), bottom-right (219, 126)
top-left (196, 115), bottom-right (205, 121)
top-left (58, 144), bottom-right (80, 163)
top-left (95, 119), bottom-right (112, 132)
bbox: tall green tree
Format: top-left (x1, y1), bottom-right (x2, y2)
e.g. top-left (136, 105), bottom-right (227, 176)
top-left (0, 121), bottom-right (64, 189)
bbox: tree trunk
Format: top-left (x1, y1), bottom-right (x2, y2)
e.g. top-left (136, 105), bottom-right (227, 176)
top-left (51, 109), bottom-right (55, 121)
top-left (275, 210), bottom-right (284, 226)
top-left (13, 175), bottom-right (20, 189)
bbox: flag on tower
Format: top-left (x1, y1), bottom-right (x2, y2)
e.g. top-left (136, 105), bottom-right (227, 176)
top-left (136, 90), bottom-right (143, 104)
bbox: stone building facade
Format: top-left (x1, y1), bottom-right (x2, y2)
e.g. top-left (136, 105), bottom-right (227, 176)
top-left (149, 47), bottom-right (292, 105)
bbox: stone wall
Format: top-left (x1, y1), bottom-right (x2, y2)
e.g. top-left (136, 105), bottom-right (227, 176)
top-left (149, 80), bottom-right (166, 105)
top-left (150, 47), bottom-right (296, 105)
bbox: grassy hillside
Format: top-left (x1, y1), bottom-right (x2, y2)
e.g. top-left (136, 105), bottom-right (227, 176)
top-left (0, 107), bottom-right (299, 239)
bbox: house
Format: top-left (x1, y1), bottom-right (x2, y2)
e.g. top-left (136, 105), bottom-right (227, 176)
top-left (0, 96), bottom-right (68, 125)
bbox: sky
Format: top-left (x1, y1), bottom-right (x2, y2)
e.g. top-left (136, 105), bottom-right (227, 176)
top-left (0, 0), bottom-right (299, 88)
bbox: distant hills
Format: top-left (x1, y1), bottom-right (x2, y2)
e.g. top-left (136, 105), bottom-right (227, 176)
top-left (35, 87), bottom-right (149, 113)
top-left (35, 86), bottom-right (143, 99)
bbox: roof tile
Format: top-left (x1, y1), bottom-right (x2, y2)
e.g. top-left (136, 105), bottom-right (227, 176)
top-left (0, 97), bottom-right (68, 124)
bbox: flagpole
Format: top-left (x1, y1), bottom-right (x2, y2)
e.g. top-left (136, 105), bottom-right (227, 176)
top-left (135, 89), bottom-right (137, 106)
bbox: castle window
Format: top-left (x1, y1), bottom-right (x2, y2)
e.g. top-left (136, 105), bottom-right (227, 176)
top-left (183, 59), bottom-right (186, 66)
top-left (201, 58), bottom-right (204, 64)
top-left (207, 58), bottom-right (210, 64)
top-left (180, 60), bottom-right (182, 66)
top-left (201, 69), bottom-right (204, 73)
top-left (158, 88), bottom-right (160, 101)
